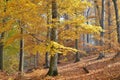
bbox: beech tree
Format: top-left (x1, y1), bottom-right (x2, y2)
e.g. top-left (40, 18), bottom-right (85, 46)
top-left (108, 0), bottom-right (112, 48)
top-left (97, 0), bottom-right (106, 59)
top-left (112, 0), bottom-right (120, 57)
top-left (47, 0), bottom-right (58, 76)
top-left (0, 0), bottom-right (8, 70)
top-left (0, 0), bottom-right (104, 77)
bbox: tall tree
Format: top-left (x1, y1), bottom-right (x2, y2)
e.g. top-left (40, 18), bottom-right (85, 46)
top-left (45, 1), bottom-right (51, 68)
top-left (97, 0), bottom-right (106, 59)
top-left (47, 0), bottom-right (58, 76)
top-left (75, 11), bottom-right (80, 62)
top-left (0, 33), bottom-right (4, 70)
top-left (108, 0), bottom-right (112, 48)
top-left (0, 0), bottom-right (8, 70)
top-left (112, 0), bottom-right (120, 57)
top-left (74, 39), bottom-right (80, 62)
top-left (19, 22), bottom-right (24, 74)
top-left (45, 27), bottom-right (50, 68)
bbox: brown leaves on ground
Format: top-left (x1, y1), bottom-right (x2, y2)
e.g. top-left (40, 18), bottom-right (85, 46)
top-left (0, 53), bottom-right (120, 80)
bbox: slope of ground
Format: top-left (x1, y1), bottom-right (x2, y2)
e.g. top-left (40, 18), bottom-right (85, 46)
top-left (23, 53), bottom-right (120, 80)
top-left (0, 53), bottom-right (120, 80)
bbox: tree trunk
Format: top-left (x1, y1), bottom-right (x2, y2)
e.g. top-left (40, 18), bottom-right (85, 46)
top-left (0, 0), bottom-right (8, 70)
top-left (34, 53), bottom-right (39, 69)
top-left (112, 0), bottom-right (120, 57)
top-left (19, 26), bottom-right (24, 74)
top-left (47, 54), bottom-right (58, 76)
top-left (45, 27), bottom-right (50, 68)
top-left (86, 8), bottom-right (90, 53)
top-left (94, 0), bottom-right (101, 45)
top-left (108, 0), bottom-right (112, 48)
top-left (47, 0), bottom-right (58, 76)
top-left (0, 33), bottom-right (4, 70)
top-left (45, 2), bottom-right (51, 68)
top-left (94, 0), bottom-right (101, 26)
top-left (97, 0), bottom-right (106, 60)
top-left (45, 52), bottom-right (49, 68)
top-left (74, 39), bottom-right (80, 62)
top-left (36, 52), bottom-right (39, 68)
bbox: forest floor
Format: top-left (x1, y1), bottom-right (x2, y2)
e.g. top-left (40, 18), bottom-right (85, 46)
top-left (0, 53), bottom-right (120, 80)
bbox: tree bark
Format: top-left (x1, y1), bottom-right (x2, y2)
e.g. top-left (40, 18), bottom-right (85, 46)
top-left (19, 25), bottom-right (24, 74)
top-left (97, 0), bottom-right (106, 60)
top-left (108, 0), bottom-right (112, 48)
top-left (74, 39), bottom-right (80, 62)
top-left (34, 53), bottom-right (39, 69)
top-left (0, 0), bottom-right (8, 70)
top-left (45, 52), bottom-right (49, 68)
top-left (47, 0), bottom-right (58, 76)
top-left (94, 0), bottom-right (101, 25)
top-left (86, 8), bottom-right (90, 53)
top-left (45, 1), bottom-right (50, 68)
top-left (112, 0), bottom-right (120, 57)
top-left (0, 33), bottom-right (4, 70)
top-left (94, 0), bottom-right (101, 45)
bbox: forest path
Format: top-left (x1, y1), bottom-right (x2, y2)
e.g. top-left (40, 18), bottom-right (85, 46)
top-left (23, 53), bottom-right (120, 80)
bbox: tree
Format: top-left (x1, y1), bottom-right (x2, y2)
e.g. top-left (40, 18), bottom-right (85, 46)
top-left (47, 0), bottom-right (58, 76)
top-left (97, 0), bottom-right (106, 60)
top-left (0, 0), bottom-right (8, 71)
top-left (75, 12), bottom-right (80, 62)
top-left (19, 22), bottom-right (24, 74)
top-left (4, 0), bottom-right (43, 73)
top-left (108, 0), bottom-right (112, 48)
top-left (45, 1), bottom-right (51, 68)
top-left (112, 0), bottom-right (120, 57)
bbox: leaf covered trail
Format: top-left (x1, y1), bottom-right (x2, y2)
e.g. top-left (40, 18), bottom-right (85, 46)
top-left (24, 53), bottom-right (120, 80)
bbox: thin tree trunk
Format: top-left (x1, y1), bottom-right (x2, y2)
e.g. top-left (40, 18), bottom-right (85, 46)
top-left (36, 52), bottom-right (39, 67)
top-left (45, 1), bottom-right (50, 68)
top-left (0, 33), bottom-right (4, 70)
top-left (74, 9), bottom-right (80, 62)
top-left (19, 26), bottom-right (24, 74)
top-left (97, 0), bottom-right (106, 60)
top-left (86, 8), bottom-right (90, 53)
top-left (74, 39), bottom-right (80, 62)
top-left (45, 52), bottom-right (49, 68)
top-left (45, 27), bottom-right (50, 68)
top-left (108, 0), bottom-right (112, 48)
top-left (0, 0), bottom-right (8, 70)
top-left (34, 53), bottom-right (39, 69)
top-left (47, 0), bottom-right (58, 76)
top-left (112, 0), bottom-right (120, 57)
top-left (94, 0), bottom-right (101, 45)
top-left (94, 0), bottom-right (101, 26)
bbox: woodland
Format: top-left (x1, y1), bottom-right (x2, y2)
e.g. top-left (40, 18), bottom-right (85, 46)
top-left (0, 0), bottom-right (120, 80)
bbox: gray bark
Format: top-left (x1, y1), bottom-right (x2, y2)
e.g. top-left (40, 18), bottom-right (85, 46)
top-left (34, 53), bottom-right (39, 69)
top-left (0, 33), bottom-right (4, 70)
top-left (108, 0), bottom-right (112, 48)
top-left (19, 25), bottom-right (24, 74)
top-left (74, 39), bottom-right (80, 62)
top-left (97, 0), bottom-right (106, 60)
top-left (94, 0), bottom-right (101, 45)
top-left (45, 52), bottom-right (49, 68)
top-left (47, 0), bottom-right (58, 76)
top-left (112, 0), bottom-right (120, 57)
top-left (0, 0), bottom-right (8, 70)
top-left (94, 0), bottom-right (101, 25)
top-left (85, 8), bottom-right (90, 53)
top-left (45, 10), bottom-right (51, 68)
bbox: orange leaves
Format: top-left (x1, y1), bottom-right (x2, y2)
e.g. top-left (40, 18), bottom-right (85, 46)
top-left (59, 29), bottom-right (79, 40)
top-left (5, 33), bottom-right (29, 47)
top-left (0, 20), bottom-right (14, 34)
top-left (58, 0), bottom-right (91, 15)
top-left (5, 33), bottom-right (21, 46)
